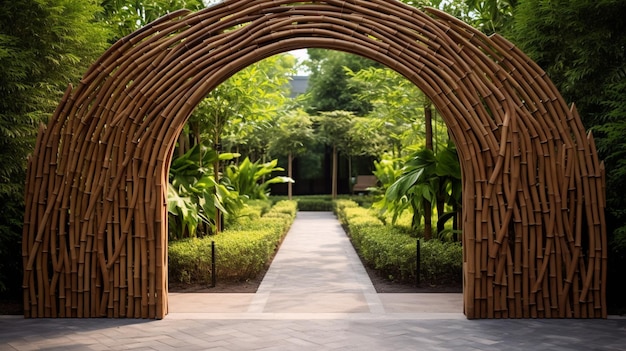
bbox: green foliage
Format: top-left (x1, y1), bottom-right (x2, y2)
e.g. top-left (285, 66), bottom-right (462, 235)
top-left (304, 49), bottom-right (378, 115)
top-left (347, 116), bottom-right (389, 158)
top-left (296, 198), bottom-right (334, 212)
top-left (223, 199), bottom-right (273, 229)
top-left (265, 200), bottom-right (298, 219)
top-left (223, 203), bottom-right (262, 229)
top-left (355, 226), bottom-right (417, 281)
top-left (268, 109), bottom-right (316, 159)
top-left (347, 66), bottom-right (427, 156)
top-left (314, 111), bottom-right (354, 151)
top-left (167, 143), bottom-right (244, 239)
top-left (168, 146), bottom-right (292, 238)
top-left (376, 143), bottom-right (461, 235)
top-left (462, 0), bottom-right (516, 35)
top-left (371, 156), bottom-right (404, 195)
top-left (271, 195), bottom-right (375, 211)
top-left (419, 239), bottom-right (463, 284)
top-left (333, 199), bottom-right (365, 222)
top-left (169, 201), bottom-right (297, 284)
top-left (510, 0), bottom-right (626, 252)
top-left (99, 0), bottom-right (205, 41)
top-left (0, 0), bottom-right (109, 297)
top-left (206, 54), bottom-right (297, 159)
top-left (335, 200), bottom-right (462, 285)
top-left (225, 157), bottom-right (293, 200)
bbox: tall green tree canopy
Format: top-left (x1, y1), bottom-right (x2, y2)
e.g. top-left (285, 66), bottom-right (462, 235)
top-left (510, 0), bottom-right (626, 248)
top-left (100, 0), bottom-right (205, 40)
top-left (196, 54), bottom-right (297, 159)
top-left (304, 49), bottom-right (378, 115)
top-left (0, 0), bottom-right (109, 294)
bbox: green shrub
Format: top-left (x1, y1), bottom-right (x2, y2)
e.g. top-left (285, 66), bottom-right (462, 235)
top-left (169, 200), bottom-right (297, 284)
top-left (297, 198), bottom-right (334, 211)
top-left (334, 199), bottom-right (359, 212)
top-left (420, 240), bottom-right (463, 284)
top-left (266, 200), bottom-right (297, 218)
top-left (340, 195), bottom-right (377, 208)
top-left (168, 238), bottom-right (212, 284)
top-left (245, 199), bottom-right (273, 216)
top-left (337, 200), bottom-right (462, 286)
top-left (213, 229), bottom-right (278, 280)
top-left (224, 199), bottom-right (270, 229)
top-left (333, 199), bottom-right (360, 223)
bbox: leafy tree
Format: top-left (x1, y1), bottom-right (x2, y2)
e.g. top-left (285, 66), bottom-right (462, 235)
top-left (400, 0), bottom-right (517, 35)
top-left (0, 0), bottom-right (109, 296)
top-left (304, 49), bottom-right (377, 115)
top-left (184, 54), bottom-right (296, 231)
top-left (347, 117), bottom-right (389, 159)
top-left (99, 0), bottom-right (205, 41)
top-left (462, 0), bottom-right (517, 34)
top-left (268, 109), bottom-right (316, 199)
top-left (347, 66), bottom-right (426, 158)
top-left (314, 111), bottom-right (355, 198)
top-left (198, 54), bottom-right (296, 159)
top-left (510, 0), bottom-right (626, 247)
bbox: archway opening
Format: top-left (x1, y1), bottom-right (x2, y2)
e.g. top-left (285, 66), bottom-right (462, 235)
top-left (165, 48), bottom-right (465, 314)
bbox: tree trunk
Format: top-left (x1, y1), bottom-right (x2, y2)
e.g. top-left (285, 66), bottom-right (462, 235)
top-left (454, 203), bottom-right (461, 242)
top-left (436, 192), bottom-right (446, 235)
top-left (288, 151), bottom-right (293, 200)
top-left (177, 133), bottom-right (189, 157)
top-left (214, 135), bottom-right (221, 235)
top-left (424, 99), bottom-right (434, 240)
top-left (331, 144), bottom-right (338, 199)
top-left (348, 155), bottom-right (353, 194)
top-left (423, 199), bottom-right (432, 241)
top-left (425, 100), bottom-right (433, 151)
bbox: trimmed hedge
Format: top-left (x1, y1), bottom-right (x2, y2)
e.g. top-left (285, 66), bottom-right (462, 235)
top-left (224, 199), bottom-right (272, 229)
top-left (271, 195), bottom-right (376, 212)
top-left (297, 198), bottom-right (334, 211)
top-left (335, 200), bottom-right (462, 285)
top-left (169, 200), bottom-right (297, 284)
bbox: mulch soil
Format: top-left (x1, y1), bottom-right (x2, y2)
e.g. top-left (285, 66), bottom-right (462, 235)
top-left (2, 232), bottom-right (461, 315)
top-left (168, 251), bottom-right (461, 294)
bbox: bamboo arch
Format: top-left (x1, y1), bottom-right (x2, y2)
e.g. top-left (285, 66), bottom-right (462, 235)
top-left (22, 0), bottom-right (606, 319)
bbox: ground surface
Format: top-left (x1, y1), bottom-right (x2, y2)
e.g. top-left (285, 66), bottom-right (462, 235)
top-left (169, 256), bottom-right (462, 294)
top-left (3, 217), bottom-right (461, 315)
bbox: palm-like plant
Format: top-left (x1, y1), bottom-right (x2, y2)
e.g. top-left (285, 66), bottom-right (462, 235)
top-left (224, 157), bottom-right (294, 200)
top-left (377, 143), bottom-right (461, 240)
top-left (167, 144), bottom-right (243, 239)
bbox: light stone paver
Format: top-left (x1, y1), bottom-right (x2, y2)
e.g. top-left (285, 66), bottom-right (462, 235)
top-left (1, 212), bottom-right (625, 350)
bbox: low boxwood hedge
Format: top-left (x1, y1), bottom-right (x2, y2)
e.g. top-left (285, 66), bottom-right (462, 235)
top-left (334, 200), bottom-right (462, 285)
top-left (169, 200), bottom-right (297, 285)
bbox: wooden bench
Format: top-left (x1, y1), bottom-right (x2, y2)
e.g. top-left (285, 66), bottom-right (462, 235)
top-left (352, 175), bottom-right (378, 193)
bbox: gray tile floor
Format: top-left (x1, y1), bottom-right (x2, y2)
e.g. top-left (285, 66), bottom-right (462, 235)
top-left (2, 212), bottom-right (625, 350)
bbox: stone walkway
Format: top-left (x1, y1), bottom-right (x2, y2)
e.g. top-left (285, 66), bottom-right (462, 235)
top-left (1, 212), bottom-right (625, 350)
top-left (168, 211), bottom-right (462, 317)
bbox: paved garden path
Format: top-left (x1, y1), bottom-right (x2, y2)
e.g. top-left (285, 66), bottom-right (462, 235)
top-left (167, 211), bottom-right (462, 316)
top-left (1, 212), bottom-right (624, 350)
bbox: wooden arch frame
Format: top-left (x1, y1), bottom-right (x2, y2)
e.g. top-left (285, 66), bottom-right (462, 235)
top-left (22, 0), bottom-right (606, 319)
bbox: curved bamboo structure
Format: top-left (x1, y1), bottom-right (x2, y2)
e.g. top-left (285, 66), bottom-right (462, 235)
top-left (23, 0), bottom-right (606, 319)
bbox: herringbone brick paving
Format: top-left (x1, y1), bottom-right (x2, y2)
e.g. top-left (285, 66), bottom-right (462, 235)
top-left (2, 212), bottom-right (625, 350)
top-left (1, 317), bottom-right (625, 350)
